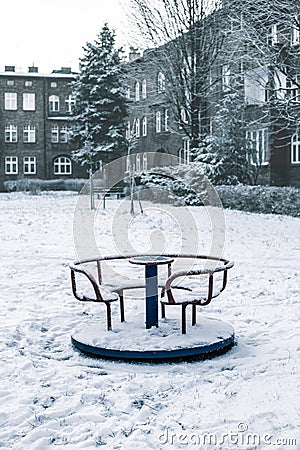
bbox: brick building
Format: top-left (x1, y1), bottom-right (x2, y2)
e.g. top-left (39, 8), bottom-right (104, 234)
top-left (0, 65), bottom-right (86, 190)
top-left (123, 9), bottom-right (300, 187)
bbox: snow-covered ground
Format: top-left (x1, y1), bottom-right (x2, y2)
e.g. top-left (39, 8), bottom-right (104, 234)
top-left (0, 192), bottom-right (299, 449)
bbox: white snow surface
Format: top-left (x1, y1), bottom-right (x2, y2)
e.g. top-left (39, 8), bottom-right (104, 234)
top-left (0, 192), bottom-right (299, 449)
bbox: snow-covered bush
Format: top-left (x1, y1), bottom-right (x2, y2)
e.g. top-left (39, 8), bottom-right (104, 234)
top-left (139, 164), bottom-right (300, 216)
top-left (4, 178), bottom-right (87, 193)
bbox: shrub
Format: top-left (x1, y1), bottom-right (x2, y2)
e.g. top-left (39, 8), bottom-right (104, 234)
top-left (4, 178), bottom-right (87, 193)
top-left (139, 166), bottom-right (300, 217)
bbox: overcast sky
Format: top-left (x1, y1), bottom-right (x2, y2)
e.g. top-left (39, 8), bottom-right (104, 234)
top-left (0, 0), bottom-right (133, 74)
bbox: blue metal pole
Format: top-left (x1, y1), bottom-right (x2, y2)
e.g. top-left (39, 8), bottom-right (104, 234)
top-left (145, 265), bottom-right (158, 328)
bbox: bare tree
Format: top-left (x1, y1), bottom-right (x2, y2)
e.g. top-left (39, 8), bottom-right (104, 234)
top-left (128, 0), bottom-right (225, 149)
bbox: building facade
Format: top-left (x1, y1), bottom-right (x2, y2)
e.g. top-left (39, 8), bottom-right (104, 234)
top-left (1, 7), bottom-right (299, 190)
top-left (0, 65), bottom-right (86, 190)
top-left (123, 8), bottom-right (300, 187)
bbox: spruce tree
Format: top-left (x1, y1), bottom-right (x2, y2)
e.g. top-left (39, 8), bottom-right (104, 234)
top-left (71, 23), bottom-right (128, 168)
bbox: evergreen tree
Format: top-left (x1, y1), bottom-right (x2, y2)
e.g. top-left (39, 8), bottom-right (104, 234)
top-left (193, 92), bottom-right (255, 185)
top-left (70, 23), bottom-right (128, 168)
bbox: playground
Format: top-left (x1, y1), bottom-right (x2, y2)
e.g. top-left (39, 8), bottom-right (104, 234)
top-left (0, 191), bottom-right (299, 448)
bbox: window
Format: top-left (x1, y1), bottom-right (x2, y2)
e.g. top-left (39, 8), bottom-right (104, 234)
top-left (286, 76), bottom-right (300, 102)
top-left (23, 125), bottom-right (36, 143)
top-left (23, 93), bottom-right (35, 111)
top-left (135, 118), bottom-right (140, 137)
top-left (51, 126), bottom-right (59, 143)
top-left (291, 16), bottom-right (300, 46)
top-left (156, 111), bottom-right (161, 133)
top-left (126, 87), bottom-right (131, 99)
top-left (59, 126), bottom-right (68, 142)
top-left (126, 121), bottom-right (131, 140)
top-left (142, 116), bottom-right (147, 136)
top-left (142, 153), bottom-right (148, 171)
top-left (54, 156), bottom-right (72, 175)
top-left (165, 108), bottom-right (169, 131)
top-left (5, 93), bottom-right (17, 110)
top-left (5, 156), bottom-right (18, 174)
top-left (158, 72), bottom-right (166, 92)
top-left (136, 154), bottom-right (141, 172)
top-left (135, 82), bottom-right (140, 101)
top-left (180, 107), bottom-right (188, 127)
top-left (65, 95), bottom-right (75, 113)
top-left (23, 157), bottom-right (36, 174)
top-left (222, 65), bottom-right (231, 89)
top-left (246, 128), bottom-right (269, 165)
top-left (5, 125), bottom-right (17, 142)
top-left (179, 139), bottom-right (190, 164)
top-left (49, 95), bottom-right (59, 112)
top-left (142, 79), bottom-right (147, 99)
top-left (25, 81), bottom-right (33, 87)
top-left (291, 132), bottom-right (300, 163)
top-left (51, 82), bottom-right (57, 88)
top-left (126, 155), bottom-right (131, 172)
top-left (7, 80), bottom-right (14, 86)
top-left (270, 23), bottom-right (278, 45)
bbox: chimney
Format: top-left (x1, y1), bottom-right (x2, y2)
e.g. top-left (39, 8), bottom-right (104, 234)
top-left (5, 65), bottom-right (15, 72)
top-left (129, 48), bottom-right (141, 62)
top-left (60, 67), bottom-right (71, 74)
top-left (28, 66), bottom-right (38, 73)
top-left (52, 67), bottom-right (72, 74)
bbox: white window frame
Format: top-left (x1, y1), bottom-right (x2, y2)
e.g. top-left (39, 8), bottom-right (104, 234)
top-left (135, 82), bottom-right (140, 101)
top-left (126, 121), bottom-right (131, 140)
top-left (5, 92), bottom-right (17, 110)
top-left (158, 72), bottom-right (166, 92)
top-left (54, 156), bottom-right (72, 175)
top-left (142, 153), bottom-right (148, 171)
top-left (136, 154), bottom-right (141, 172)
top-left (157, 72), bottom-right (166, 93)
top-left (291, 132), bottom-right (300, 164)
top-left (65, 95), bottom-right (75, 113)
top-left (5, 156), bottom-right (18, 174)
top-left (25, 81), bottom-right (33, 87)
top-left (179, 139), bottom-right (190, 164)
top-left (59, 126), bottom-right (68, 143)
top-left (222, 65), bottom-right (231, 89)
top-left (50, 82), bottom-right (57, 88)
top-left (156, 111), bottom-right (161, 133)
top-left (246, 128), bottom-right (269, 165)
top-left (271, 23), bottom-right (278, 45)
top-left (5, 125), bottom-right (17, 142)
top-left (165, 108), bottom-right (169, 131)
top-left (23, 125), bottom-right (36, 143)
top-left (23, 156), bottom-right (36, 174)
top-left (142, 79), bottom-right (147, 99)
top-left (51, 126), bottom-right (59, 143)
top-left (180, 107), bottom-right (188, 125)
top-left (291, 16), bottom-right (300, 46)
top-left (49, 95), bottom-right (60, 112)
top-left (135, 118), bottom-right (140, 137)
top-left (286, 76), bottom-right (300, 102)
top-left (142, 116), bottom-right (147, 136)
top-left (23, 93), bottom-right (35, 111)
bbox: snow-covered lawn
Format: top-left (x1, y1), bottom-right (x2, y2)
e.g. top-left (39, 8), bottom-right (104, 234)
top-left (0, 192), bottom-right (299, 449)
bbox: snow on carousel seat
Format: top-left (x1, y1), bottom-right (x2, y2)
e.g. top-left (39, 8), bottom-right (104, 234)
top-left (160, 258), bottom-right (234, 334)
top-left (70, 263), bottom-right (121, 331)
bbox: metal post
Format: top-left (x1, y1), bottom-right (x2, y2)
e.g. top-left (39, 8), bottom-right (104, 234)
top-left (89, 167), bottom-right (94, 210)
top-left (145, 265), bottom-right (158, 328)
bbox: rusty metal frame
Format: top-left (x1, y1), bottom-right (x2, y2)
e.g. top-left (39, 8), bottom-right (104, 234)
top-left (69, 254), bottom-right (234, 334)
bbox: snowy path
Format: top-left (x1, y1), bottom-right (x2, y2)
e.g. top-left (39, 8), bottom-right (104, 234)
top-left (0, 192), bottom-right (299, 449)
